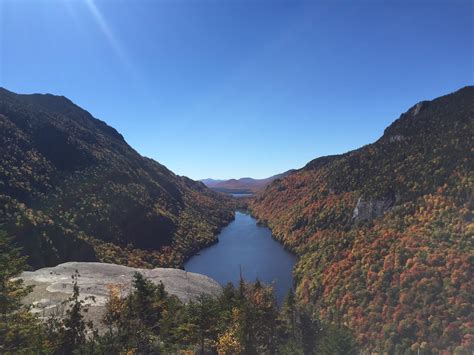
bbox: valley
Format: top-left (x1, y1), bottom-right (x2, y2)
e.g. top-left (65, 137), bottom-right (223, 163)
top-left (2, 0), bottom-right (472, 352)
top-left (1, 86), bottom-right (472, 354)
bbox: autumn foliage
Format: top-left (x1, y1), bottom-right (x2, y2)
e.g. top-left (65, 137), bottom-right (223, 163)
top-left (251, 87), bottom-right (474, 353)
top-left (0, 88), bottom-right (234, 269)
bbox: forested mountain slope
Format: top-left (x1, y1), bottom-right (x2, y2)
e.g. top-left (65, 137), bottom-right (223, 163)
top-left (0, 88), bottom-right (234, 269)
top-left (251, 86), bottom-right (474, 353)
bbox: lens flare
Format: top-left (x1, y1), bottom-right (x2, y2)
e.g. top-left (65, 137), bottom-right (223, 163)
top-left (84, 0), bottom-right (131, 70)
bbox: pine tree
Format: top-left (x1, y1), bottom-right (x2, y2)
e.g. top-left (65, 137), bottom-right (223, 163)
top-left (318, 324), bottom-right (358, 355)
top-left (0, 230), bottom-right (43, 352)
top-left (56, 271), bottom-right (92, 352)
top-left (281, 289), bottom-right (297, 340)
top-left (186, 294), bottom-right (220, 353)
top-left (299, 307), bottom-right (319, 355)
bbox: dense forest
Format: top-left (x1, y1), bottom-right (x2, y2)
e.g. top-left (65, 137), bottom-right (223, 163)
top-left (1, 85), bottom-right (472, 353)
top-left (1, 231), bottom-right (357, 354)
top-left (251, 87), bottom-right (474, 353)
top-left (0, 88), bottom-right (234, 269)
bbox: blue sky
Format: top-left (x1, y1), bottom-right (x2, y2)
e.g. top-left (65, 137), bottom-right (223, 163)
top-left (1, 0), bottom-right (472, 179)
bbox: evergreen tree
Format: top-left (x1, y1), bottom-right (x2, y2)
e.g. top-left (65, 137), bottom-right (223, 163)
top-left (250, 280), bottom-right (278, 353)
top-left (130, 272), bottom-right (158, 325)
top-left (318, 323), bottom-right (358, 355)
top-left (0, 230), bottom-right (44, 353)
top-left (278, 289), bottom-right (303, 353)
top-left (186, 294), bottom-right (220, 353)
top-left (55, 271), bottom-right (93, 352)
top-left (219, 282), bottom-right (238, 319)
top-left (299, 307), bottom-right (319, 355)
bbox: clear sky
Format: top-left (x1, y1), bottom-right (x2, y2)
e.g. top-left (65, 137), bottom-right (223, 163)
top-left (1, 0), bottom-right (472, 180)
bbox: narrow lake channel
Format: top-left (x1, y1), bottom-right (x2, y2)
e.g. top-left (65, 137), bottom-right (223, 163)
top-left (184, 211), bottom-right (296, 302)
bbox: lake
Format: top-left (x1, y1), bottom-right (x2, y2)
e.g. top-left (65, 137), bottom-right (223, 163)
top-left (230, 193), bottom-right (254, 198)
top-left (184, 211), bottom-right (296, 303)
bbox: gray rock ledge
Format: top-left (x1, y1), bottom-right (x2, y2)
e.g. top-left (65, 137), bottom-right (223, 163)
top-left (16, 262), bottom-right (222, 325)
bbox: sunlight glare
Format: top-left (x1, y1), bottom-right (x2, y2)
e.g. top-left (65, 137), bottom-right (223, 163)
top-left (84, 0), bottom-right (131, 71)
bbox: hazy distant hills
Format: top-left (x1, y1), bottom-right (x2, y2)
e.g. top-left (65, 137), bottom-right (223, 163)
top-left (0, 88), bottom-right (234, 269)
top-left (251, 87), bottom-right (474, 352)
top-left (202, 171), bottom-right (294, 194)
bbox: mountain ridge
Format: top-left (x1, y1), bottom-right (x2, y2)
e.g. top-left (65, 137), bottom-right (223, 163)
top-left (250, 86), bottom-right (474, 352)
top-left (0, 87), bottom-right (234, 269)
top-left (202, 170), bottom-right (295, 194)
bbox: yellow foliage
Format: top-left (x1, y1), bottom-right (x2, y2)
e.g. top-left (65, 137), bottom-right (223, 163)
top-left (216, 308), bottom-right (243, 355)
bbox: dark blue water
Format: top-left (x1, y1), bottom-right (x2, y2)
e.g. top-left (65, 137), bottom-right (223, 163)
top-left (184, 212), bottom-right (296, 303)
top-left (230, 193), bottom-right (254, 198)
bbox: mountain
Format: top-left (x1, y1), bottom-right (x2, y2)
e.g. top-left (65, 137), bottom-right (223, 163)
top-left (0, 88), bottom-right (234, 269)
top-left (250, 87), bottom-right (474, 353)
top-left (200, 178), bottom-right (224, 185)
top-left (202, 171), bottom-right (294, 194)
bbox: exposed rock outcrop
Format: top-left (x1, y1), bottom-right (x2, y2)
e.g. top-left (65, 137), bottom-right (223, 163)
top-left (17, 262), bottom-right (222, 326)
top-left (352, 195), bottom-right (395, 222)
top-left (388, 134), bottom-right (405, 143)
top-left (411, 101), bottom-right (425, 116)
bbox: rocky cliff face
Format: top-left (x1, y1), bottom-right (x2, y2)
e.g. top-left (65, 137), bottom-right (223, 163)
top-left (352, 195), bottom-right (395, 222)
top-left (18, 262), bottom-right (222, 328)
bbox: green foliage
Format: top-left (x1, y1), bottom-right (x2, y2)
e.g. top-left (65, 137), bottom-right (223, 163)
top-left (317, 324), bottom-right (358, 355)
top-left (56, 271), bottom-right (95, 352)
top-left (0, 243), bottom-right (358, 354)
top-left (0, 230), bottom-right (44, 353)
top-left (98, 272), bottom-right (172, 353)
top-left (89, 274), bottom-right (357, 354)
top-left (0, 231), bottom-right (32, 316)
top-left (185, 294), bottom-right (221, 353)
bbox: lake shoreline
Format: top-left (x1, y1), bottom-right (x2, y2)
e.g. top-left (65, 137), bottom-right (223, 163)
top-left (184, 211), bottom-right (297, 303)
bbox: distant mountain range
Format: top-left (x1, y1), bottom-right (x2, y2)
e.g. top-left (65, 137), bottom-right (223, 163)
top-left (0, 88), bottom-right (234, 269)
top-left (201, 171), bottom-right (294, 194)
